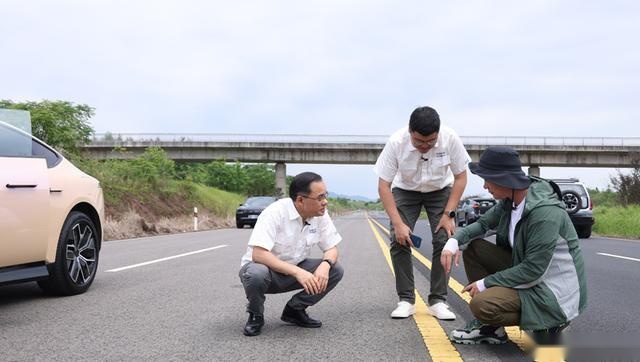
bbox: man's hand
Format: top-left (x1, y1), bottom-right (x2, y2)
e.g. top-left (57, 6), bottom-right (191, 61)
top-left (441, 249), bottom-right (461, 274)
top-left (313, 261), bottom-right (330, 293)
top-left (295, 269), bottom-right (321, 295)
top-left (393, 222), bottom-right (413, 246)
top-left (435, 214), bottom-right (455, 238)
top-left (441, 238), bottom-right (460, 274)
top-left (462, 282), bottom-right (481, 298)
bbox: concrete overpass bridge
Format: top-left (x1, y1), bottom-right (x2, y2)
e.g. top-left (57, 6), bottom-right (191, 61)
top-left (81, 134), bottom-right (640, 196)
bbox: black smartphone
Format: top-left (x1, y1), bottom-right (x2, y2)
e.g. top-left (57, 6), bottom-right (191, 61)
top-left (410, 234), bottom-right (422, 248)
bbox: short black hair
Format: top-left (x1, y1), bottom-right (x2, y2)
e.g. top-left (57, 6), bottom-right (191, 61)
top-left (408, 106), bottom-right (440, 136)
top-left (289, 172), bottom-right (323, 199)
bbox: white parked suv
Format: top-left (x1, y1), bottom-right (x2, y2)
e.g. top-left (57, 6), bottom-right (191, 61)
top-left (552, 178), bottom-right (595, 239)
top-left (0, 119), bottom-right (104, 295)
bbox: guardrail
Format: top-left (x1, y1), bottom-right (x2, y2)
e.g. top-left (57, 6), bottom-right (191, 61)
top-left (91, 133), bottom-right (640, 147)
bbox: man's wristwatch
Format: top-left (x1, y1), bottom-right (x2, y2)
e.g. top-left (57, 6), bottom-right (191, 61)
top-left (446, 210), bottom-right (456, 218)
top-left (322, 259), bottom-right (335, 268)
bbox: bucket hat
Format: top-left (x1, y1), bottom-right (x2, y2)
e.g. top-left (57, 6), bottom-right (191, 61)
top-left (469, 146), bottom-right (531, 189)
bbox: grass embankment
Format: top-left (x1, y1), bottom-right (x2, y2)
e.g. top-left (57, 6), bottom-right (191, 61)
top-left (593, 205), bottom-right (640, 239)
top-left (74, 149), bottom-right (246, 240)
top-left (102, 180), bottom-right (245, 240)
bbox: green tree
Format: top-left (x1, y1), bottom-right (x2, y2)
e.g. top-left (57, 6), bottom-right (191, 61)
top-left (588, 187), bottom-right (618, 207)
top-left (610, 157), bottom-right (640, 205)
top-left (176, 163), bottom-right (209, 184)
top-left (244, 164), bottom-right (276, 195)
top-left (0, 99), bottom-right (94, 156)
top-left (205, 161), bottom-right (248, 193)
top-left (129, 147), bottom-right (176, 187)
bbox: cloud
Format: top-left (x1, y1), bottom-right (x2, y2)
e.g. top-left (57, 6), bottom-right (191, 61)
top-left (2, 0), bottom-right (639, 197)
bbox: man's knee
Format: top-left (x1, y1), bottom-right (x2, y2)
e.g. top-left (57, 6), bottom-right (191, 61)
top-left (240, 263), bottom-right (270, 290)
top-left (462, 239), bottom-right (484, 261)
top-left (432, 229), bottom-right (448, 246)
top-left (469, 293), bottom-right (498, 324)
top-left (330, 262), bottom-right (344, 283)
top-left (390, 239), bottom-right (412, 254)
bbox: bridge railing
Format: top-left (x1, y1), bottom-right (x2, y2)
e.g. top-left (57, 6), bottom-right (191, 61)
top-left (90, 133), bottom-right (640, 146)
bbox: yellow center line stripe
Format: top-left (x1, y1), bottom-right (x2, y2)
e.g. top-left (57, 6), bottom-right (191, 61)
top-left (367, 216), bottom-right (537, 353)
top-left (366, 218), bottom-right (463, 362)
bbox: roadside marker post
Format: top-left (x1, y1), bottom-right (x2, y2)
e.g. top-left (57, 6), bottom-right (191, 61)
top-left (193, 207), bottom-right (198, 231)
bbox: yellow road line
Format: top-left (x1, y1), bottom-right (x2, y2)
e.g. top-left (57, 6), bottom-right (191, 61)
top-left (366, 218), bottom-right (462, 362)
top-left (367, 216), bottom-right (537, 353)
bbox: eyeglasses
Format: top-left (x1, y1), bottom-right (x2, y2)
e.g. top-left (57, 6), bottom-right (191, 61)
top-left (302, 192), bottom-right (329, 202)
top-left (410, 132), bottom-right (438, 148)
top-left (411, 137), bottom-right (437, 147)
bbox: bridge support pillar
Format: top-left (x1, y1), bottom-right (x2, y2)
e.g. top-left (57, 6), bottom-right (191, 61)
top-left (275, 162), bottom-right (286, 198)
top-left (528, 165), bottom-right (540, 177)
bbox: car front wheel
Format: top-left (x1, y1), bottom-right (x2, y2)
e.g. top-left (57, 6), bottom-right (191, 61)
top-left (38, 211), bottom-right (100, 296)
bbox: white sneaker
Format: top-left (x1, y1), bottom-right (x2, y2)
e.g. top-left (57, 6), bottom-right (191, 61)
top-left (428, 302), bottom-right (456, 320)
top-left (390, 301), bottom-right (415, 319)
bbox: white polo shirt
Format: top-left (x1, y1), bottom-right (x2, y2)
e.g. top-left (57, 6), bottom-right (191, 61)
top-left (240, 198), bottom-right (342, 267)
top-left (373, 125), bottom-right (471, 192)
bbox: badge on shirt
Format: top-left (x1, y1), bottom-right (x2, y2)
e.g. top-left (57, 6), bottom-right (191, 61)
top-left (308, 228), bottom-right (317, 234)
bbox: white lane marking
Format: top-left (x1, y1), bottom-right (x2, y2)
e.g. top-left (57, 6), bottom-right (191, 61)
top-left (597, 252), bottom-right (640, 263)
top-left (106, 245), bottom-right (229, 272)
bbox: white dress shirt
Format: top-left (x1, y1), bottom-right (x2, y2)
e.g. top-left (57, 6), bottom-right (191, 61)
top-left (240, 198), bottom-right (342, 267)
top-left (470, 200), bottom-right (526, 292)
top-left (373, 125), bottom-right (471, 192)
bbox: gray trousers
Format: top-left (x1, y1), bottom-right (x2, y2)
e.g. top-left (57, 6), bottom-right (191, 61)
top-left (389, 187), bottom-right (451, 306)
top-left (239, 259), bottom-right (344, 316)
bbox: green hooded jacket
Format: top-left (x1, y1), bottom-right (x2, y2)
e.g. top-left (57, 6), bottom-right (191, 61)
top-left (453, 176), bottom-right (587, 330)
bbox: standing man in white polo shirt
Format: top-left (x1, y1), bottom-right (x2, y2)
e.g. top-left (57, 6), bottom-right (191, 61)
top-left (239, 172), bottom-right (343, 337)
top-left (374, 106), bottom-right (470, 320)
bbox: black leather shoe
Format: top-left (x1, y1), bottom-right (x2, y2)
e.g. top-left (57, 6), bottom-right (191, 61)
top-left (243, 313), bottom-right (264, 336)
top-left (280, 305), bottom-right (322, 328)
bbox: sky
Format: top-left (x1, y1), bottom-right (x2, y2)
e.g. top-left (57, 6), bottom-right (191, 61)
top-left (2, 1), bottom-right (639, 200)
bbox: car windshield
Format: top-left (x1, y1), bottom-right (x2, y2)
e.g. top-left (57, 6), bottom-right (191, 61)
top-left (244, 197), bottom-right (276, 207)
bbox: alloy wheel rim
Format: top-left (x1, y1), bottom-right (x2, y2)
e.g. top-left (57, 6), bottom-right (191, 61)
top-left (563, 194), bottom-right (579, 212)
top-left (65, 222), bottom-right (97, 285)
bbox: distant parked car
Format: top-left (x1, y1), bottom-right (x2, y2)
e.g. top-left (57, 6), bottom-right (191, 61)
top-left (552, 178), bottom-right (595, 239)
top-left (0, 120), bottom-right (104, 295)
top-left (236, 196), bottom-right (277, 228)
top-left (456, 197), bottom-right (497, 226)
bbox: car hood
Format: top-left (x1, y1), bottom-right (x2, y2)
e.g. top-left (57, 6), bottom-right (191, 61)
top-left (237, 206), bottom-right (266, 212)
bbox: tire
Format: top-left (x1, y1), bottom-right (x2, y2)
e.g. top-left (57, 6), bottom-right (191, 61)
top-left (561, 191), bottom-right (581, 214)
top-left (577, 225), bottom-right (592, 239)
top-left (236, 222), bottom-right (243, 228)
top-left (38, 211), bottom-right (100, 296)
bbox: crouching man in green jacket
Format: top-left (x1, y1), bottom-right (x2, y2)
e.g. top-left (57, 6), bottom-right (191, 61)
top-left (441, 146), bottom-right (587, 345)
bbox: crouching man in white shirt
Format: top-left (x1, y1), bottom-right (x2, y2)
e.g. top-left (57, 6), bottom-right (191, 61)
top-left (239, 172), bottom-right (344, 336)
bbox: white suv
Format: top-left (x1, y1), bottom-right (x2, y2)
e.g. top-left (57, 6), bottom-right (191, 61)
top-left (552, 178), bottom-right (595, 238)
top-left (0, 119), bottom-right (104, 295)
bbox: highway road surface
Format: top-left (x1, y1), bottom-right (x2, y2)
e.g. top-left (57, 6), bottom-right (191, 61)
top-left (1, 211), bottom-right (639, 361)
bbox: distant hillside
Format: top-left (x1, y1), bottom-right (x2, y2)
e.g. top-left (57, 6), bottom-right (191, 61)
top-left (329, 192), bottom-right (376, 202)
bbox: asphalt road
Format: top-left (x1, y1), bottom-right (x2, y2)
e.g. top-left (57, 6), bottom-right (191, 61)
top-left (397, 214), bottom-right (640, 333)
top-left (1, 212), bottom-right (638, 361)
